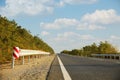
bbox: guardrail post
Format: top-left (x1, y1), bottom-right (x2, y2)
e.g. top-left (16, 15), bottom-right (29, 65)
top-left (113, 55), bottom-right (115, 60)
top-left (39, 55), bottom-right (41, 58)
top-left (12, 56), bottom-right (15, 69)
top-left (38, 55), bottom-right (39, 58)
top-left (28, 56), bottom-right (30, 62)
top-left (33, 55), bottom-right (35, 61)
top-left (110, 56), bottom-right (112, 59)
top-left (22, 56), bottom-right (24, 65)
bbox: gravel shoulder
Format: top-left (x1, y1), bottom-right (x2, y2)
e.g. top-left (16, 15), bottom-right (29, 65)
top-left (0, 55), bottom-right (55, 80)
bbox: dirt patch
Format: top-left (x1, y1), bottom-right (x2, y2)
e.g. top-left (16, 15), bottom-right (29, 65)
top-left (0, 55), bottom-right (55, 80)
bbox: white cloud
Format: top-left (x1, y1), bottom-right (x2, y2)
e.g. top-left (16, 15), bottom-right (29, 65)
top-left (54, 32), bottom-right (79, 41)
top-left (40, 18), bottom-right (79, 29)
top-left (88, 24), bottom-right (105, 30)
top-left (55, 0), bottom-right (98, 7)
top-left (77, 9), bottom-right (120, 30)
top-left (40, 9), bottom-right (120, 31)
top-left (81, 9), bottom-right (120, 24)
top-left (40, 18), bottom-right (106, 30)
top-left (41, 31), bottom-right (50, 36)
top-left (110, 35), bottom-right (120, 40)
top-left (0, 0), bottom-right (56, 17)
top-left (80, 34), bottom-right (94, 40)
top-left (62, 0), bottom-right (98, 5)
top-left (56, 1), bottom-right (65, 7)
top-left (40, 22), bottom-right (60, 29)
top-left (77, 23), bottom-right (106, 30)
top-left (0, 0), bottom-right (98, 17)
top-left (54, 32), bottom-right (94, 42)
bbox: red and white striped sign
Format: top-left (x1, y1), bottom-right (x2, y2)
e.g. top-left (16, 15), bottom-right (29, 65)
top-left (13, 47), bottom-right (20, 59)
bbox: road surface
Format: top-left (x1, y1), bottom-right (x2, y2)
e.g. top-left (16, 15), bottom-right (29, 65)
top-left (47, 54), bottom-right (120, 80)
top-left (47, 55), bottom-right (64, 80)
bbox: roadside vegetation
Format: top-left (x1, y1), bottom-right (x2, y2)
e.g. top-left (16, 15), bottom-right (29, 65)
top-left (0, 15), bottom-right (54, 64)
top-left (61, 41), bottom-right (118, 56)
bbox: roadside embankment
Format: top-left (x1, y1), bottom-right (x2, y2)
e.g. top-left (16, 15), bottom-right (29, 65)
top-left (0, 55), bottom-right (55, 80)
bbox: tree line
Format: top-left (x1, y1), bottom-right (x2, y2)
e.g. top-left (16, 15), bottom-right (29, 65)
top-left (60, 41), bottom-right (118, 56)
top-left (0, 15), bottom-right (54, 63)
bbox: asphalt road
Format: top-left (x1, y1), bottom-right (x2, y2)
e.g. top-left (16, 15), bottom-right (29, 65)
top-left (47, 54), bottom-right (120, 80)
top-left (47, 55), bottom-right (64, 80)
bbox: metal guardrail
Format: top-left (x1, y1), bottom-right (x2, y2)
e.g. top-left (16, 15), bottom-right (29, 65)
top-left (91, 54), bottom-right (120, 60)
top-left (12, 47), bottom-right (50, 68)
top-left (20, 49), bottom-right (50, 56)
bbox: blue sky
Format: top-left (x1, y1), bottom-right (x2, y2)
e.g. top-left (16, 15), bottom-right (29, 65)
top-left (0, 0), bottom-right (120, 52)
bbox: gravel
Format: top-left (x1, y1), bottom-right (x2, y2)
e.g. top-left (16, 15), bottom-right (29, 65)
top-left (0, 55), bottom-right (55, 80)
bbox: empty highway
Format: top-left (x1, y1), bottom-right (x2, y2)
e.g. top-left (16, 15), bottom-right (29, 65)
top-left (47, 54), bottom-right (120, 80)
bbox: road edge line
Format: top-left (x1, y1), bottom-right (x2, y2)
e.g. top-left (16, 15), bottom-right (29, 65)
top-left (46, 55), bottom-right (56, 80)
top-left (57, 56), bottom-right (72, 80)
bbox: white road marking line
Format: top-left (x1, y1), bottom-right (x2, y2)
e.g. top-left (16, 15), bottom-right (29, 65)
top-left (57, 56), bottom-right (72, 80)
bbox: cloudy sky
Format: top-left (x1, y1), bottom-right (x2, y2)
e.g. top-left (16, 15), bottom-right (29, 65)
top-left (0, 0), bottom-right (120, 52)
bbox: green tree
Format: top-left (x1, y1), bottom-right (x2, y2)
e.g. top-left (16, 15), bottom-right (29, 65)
top-left (90, 43), bottom-right (98, 54)
top-left (98, 41), bottom-right (117, 54)
top-left (61, 41), bottom-right (118, 57)
top-left (61, 50), bottom-right (70, 54)
top-left (69, 49), bottom-right (80, 55)
top-left (0, 15), bottom-right (55, 63)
